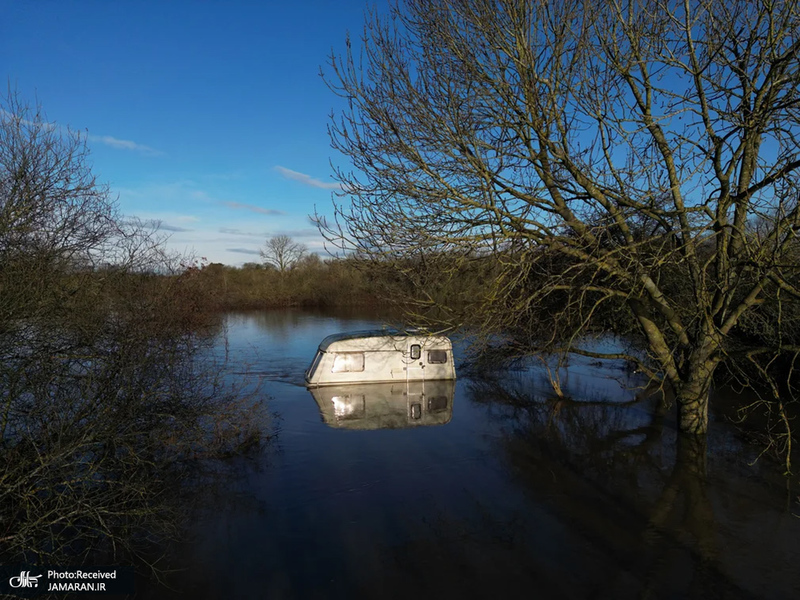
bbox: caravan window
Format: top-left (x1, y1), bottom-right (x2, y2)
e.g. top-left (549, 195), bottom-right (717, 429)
top-left (410, 344), bottom-right (421, 360)
top-left (428, 396), bottom-right (448, 412)
top-left (427, 350), bottom-right (448, 364)
top-left (331, 352), bottom-right (365, 373)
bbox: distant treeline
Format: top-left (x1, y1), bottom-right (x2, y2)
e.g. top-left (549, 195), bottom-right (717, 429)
top-left (179, 254), bottom-right (421, 309)
top-left (181, 250), bottom-right (504, 313)
top-left (188, 255), bottom-right (383, 309)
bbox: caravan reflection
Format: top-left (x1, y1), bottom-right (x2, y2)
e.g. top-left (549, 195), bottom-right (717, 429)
top-left (309, 380), bottom-right (455, 429)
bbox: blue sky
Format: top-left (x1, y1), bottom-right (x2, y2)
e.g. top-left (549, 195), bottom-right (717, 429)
top-left (2, 1), bottom-right (376, 265)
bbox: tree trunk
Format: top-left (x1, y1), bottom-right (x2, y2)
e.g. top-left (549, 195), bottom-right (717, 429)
top-left (675, 359), bottom-right (717, 435)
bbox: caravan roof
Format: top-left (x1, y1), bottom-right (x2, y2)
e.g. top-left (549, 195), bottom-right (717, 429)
top-left (317, 329), bottom-right (450, 352)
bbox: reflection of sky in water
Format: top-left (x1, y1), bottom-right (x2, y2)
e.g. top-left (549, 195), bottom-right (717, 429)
top-left (214, 309), bottom-right (389, 386)
top-left (142, 309), bottom-right (800, 600)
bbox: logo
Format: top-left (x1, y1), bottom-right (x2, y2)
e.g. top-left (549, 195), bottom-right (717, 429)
top-left (9, 571), bottom-right (42, 588)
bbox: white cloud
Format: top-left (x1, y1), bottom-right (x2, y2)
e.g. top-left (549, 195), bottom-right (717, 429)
top-left (222, 201), bottom-right (286, 216)
top-left (274, 166), bottom-right (342, 190)
top-left (217, 226), bottom-right (319, 239)
top-left (1, 109), bottom-right (161, 155)
top-left (274, 228), bottom-right (322, 239)
top-left (88, 134), bottom-right (162, 155)
top-left (190, 190), bottom-right (214, 202)
top-left (123, 217), bottom-right (194, 232)
top-left (219, 227), bottom-right (264, 237)
top-left (156, 223), bottom-right (194, 232)
top-left (0, 109), bottom-right (58, 132)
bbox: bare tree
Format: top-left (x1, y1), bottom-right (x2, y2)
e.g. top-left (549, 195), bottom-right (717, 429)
top-left (0, 94), bottom-right (269, 569)
top-left (0, 92), bottom-right (115, 266)
top-left (261, 234), bottom-right (307, 273)
top-left (321, 0), bottom-right (800, 437)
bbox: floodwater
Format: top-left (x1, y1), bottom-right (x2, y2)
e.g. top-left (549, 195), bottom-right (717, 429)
top-left (142, 309), bottom-right (800, 599)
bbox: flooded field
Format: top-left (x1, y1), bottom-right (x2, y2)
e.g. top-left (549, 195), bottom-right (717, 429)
top-left (141, 309), bottom-right (800, 599)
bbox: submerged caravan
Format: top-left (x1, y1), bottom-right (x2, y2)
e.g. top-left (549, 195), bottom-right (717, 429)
top-left (305, 330), bottom-right (456, 386)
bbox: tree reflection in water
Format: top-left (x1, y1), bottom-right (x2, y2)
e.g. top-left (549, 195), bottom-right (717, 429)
top-left (366, 371), bottom-right (799, 599)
